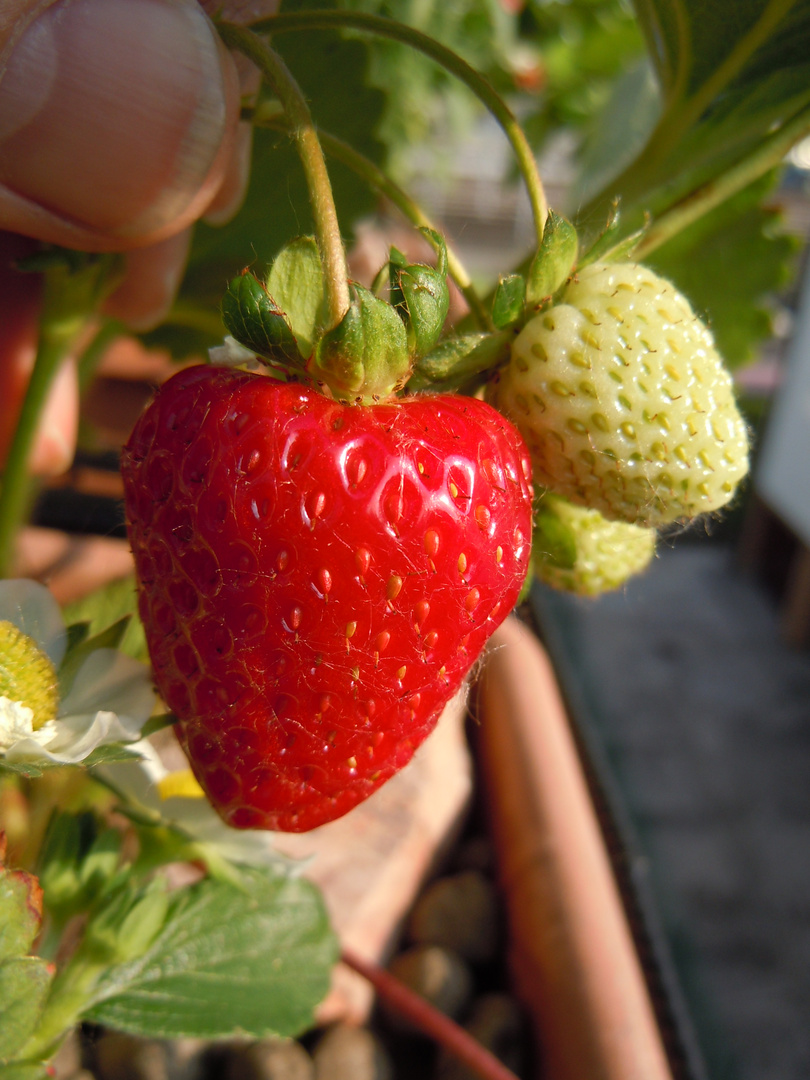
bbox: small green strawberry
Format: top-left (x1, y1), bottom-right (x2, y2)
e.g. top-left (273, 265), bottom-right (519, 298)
top-left (490, 262), bottom-right (749, 527)
top-left (533, 494), bottom-right (655, 596)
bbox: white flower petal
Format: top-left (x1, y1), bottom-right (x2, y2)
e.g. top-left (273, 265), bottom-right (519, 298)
top-left (59, 649), bottom-right (155, 726)
top-left (0, 579), bottom-right (66, 666)
top-left (0, 696), bottom-right (37, 749)
top-left (100, 742), bottom-right (299, 872)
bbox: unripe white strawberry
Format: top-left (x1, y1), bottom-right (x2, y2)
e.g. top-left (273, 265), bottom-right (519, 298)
top-left (490, 262), bottom-right (749, 527)
top-left (533, 494), bottom-right (655, 596)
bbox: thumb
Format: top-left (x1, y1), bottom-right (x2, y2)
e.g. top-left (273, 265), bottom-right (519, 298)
top-left (0, 0), bottom-right (241, 252)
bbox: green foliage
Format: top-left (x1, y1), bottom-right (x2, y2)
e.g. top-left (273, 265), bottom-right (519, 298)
top-left (521, 0), bottom-right (646, 150)
top-left (581, 0), bottom-right (810, 226)
top-left (61, 578), bottom-right (147, 664)
top-left (343, 0), bottom-right (521, 173)
top-left (646, 173), bottom-right (800, 368)
top-left (84, 868), bottom-right (337, 1040)
top-left (0, 853), bottom-right (52, 1067)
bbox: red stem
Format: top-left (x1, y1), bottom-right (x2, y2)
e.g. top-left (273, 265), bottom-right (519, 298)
top-left (341, 949), bottom-right (521, 1080)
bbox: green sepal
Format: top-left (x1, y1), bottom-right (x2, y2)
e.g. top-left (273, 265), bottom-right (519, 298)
top-left (532, 499), bottom-right (578, 571)
top-left (526, 210), bottom-right (578, 307)
top-left (389, 230), bottom-right (450, 358)
top-left (492, 274), bottom-right (526, 330)
top-left (311, 284), bottom-right (410, 401)
top-left (266, 237), bottom-right (327, 359)
top-left (408, 331), bottom-right (513, 393)
top-left (221, 272), bottom-right (300, 368)
top-left (578, 201), bottom-right (647, 269)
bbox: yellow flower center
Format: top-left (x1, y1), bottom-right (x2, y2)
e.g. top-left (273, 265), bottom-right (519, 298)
top-left (0, 619), bottom-right (59, 730)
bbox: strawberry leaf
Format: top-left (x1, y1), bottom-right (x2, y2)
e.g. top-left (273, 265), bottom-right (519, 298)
top-left (61, 578), bottom-right (148, 664)
top-left (0, 860), bottom-right (43, 960)
top-left (645, 172), bottom-right (800, 368)
top-left (581, 0), bottom-right (810, 231)
top-left (0, 958), bottom-right (53, 1061)
top-left (83, 868), bottom-right (336, 1040)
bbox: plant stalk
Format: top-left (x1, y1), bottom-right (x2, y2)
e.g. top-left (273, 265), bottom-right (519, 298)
top-left (235, 10), bottom-right (549, 250)
top-left (249, 104), bottom-right (492, 330)
top-left (342, 949), bottom-right (521, 1080)
top-left (217, 23), bottom-right (351, 329)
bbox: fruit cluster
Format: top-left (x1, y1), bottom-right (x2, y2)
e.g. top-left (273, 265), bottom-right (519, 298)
top-left (122, 194), bottom-right (749, 833)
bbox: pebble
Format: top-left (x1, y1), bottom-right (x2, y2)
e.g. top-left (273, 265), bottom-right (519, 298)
top-left (385, 945), bottom-right (474, 1029)
top-left (407, 871), bottom-right (501, 962)
top-left (434, 993), bottom-right (530, 1080)
top-left (312, 1024), bottom-right (393, 1080)
top-left (223, 1039), bottom-right (314, 1080)
top-left (92, 1032), bottom-right (168, 1080)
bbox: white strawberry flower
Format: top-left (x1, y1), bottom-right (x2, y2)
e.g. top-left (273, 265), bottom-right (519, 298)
top-left (101, 740), bottom-right (301, 872)
top-left (0, 579), bottom-right (155, 766)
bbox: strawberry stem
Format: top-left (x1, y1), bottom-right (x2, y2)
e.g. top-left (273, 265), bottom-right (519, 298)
top-left (0, 254), bottom-right (119, 579)
top-left (341, 949), bottom-right (522, 1080)
top-left (248, 104), bottom-right (492, 331)
top-left (232, 10), bottom-right (549, 252)
top-left (217, 23), bottom-right (351, 330)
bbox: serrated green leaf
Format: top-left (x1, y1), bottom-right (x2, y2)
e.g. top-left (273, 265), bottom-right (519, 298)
top-left (221, 273), bottom-right (301, 366)
top-left (0, 864), bottom-right (42, 960)
top-left (526, 210), bottom-right (579, 306)
top-left (266, 237), bottom-right (326, 358)
top-left (645, 172), bottom-right (799, 367)
top-left (0, 958), bottom-right (53, 1060)
top-left (582, 0), bottom-right (810, 236)
top-left (492, 274), bottom-right (526, 330)
top-left (0, 761), bottom-right (43, 779)
top-left (84, 868), bottom-right (337, 1040)
top-left (61, 579), bottom-right (147, 664)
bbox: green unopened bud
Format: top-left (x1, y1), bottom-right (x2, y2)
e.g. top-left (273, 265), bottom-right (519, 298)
top-left (84, 879), bottom-right (169, 965)
top-left (0, 621), bottom-right (59, 733)
top-left (222, 272), bottom-right (301, 369)
top-left (311, 284), bottom-right (410, 402)
top-left (526, 210), bottom-right (578, 307)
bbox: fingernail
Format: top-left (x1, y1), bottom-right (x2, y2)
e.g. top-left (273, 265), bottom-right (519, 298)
top-left (0, 0), bottom-right (237, 242)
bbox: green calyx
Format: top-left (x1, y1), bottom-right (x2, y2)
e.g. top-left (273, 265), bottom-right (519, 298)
top-left (389, 228), bottom-right (450, 357)
top-left (311, 283), bottom-right (410, 402)
top-left (526, 209), bottom-right (578, 309)
top-left (532, 494), bottom-right (656, 596)
top-left (0, 620), bottom-right (59, 731)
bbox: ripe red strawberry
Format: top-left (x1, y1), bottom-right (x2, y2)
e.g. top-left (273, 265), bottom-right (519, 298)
top-left (122, 365), bottom-right (532, 832)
